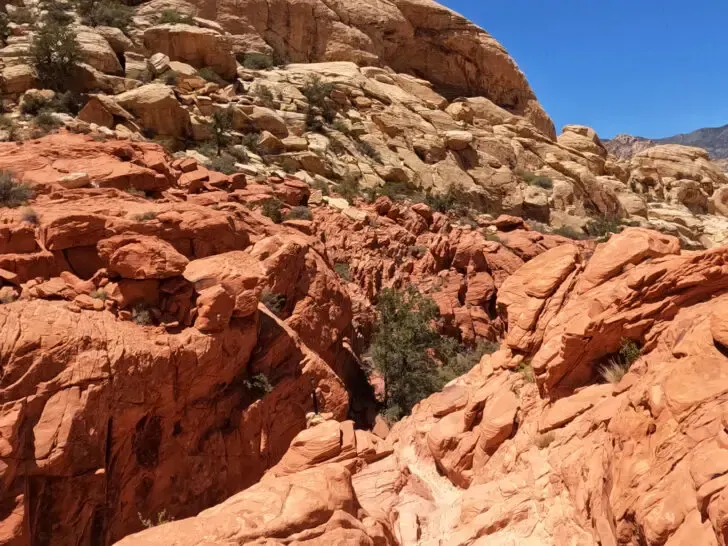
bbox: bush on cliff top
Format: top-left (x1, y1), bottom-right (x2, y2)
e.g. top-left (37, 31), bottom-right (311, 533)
top-left (0, 171), bottom-right (33, 208)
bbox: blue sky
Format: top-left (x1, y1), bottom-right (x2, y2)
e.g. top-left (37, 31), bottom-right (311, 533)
top-left (441, 0), bottom-right (728, 139)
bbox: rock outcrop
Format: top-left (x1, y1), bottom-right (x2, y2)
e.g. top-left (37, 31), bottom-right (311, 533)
top-left (119, 225), bottom-right (728, 546)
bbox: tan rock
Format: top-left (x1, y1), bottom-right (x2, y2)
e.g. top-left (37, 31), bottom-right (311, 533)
top-left (115, 84), bottom-right (191, 137)
top-left (143, 24), bottom-right (236, 79)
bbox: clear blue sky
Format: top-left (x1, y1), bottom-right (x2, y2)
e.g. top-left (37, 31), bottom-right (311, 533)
top-left (441, 0), bottom-right (728, 139)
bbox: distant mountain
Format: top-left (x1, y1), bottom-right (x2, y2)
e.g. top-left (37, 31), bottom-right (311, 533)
top-left (605, 123), bottom-right (728, 164)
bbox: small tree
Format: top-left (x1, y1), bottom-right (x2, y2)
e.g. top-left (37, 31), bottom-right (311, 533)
top-left (0, 11), bottom-right (10, 47)
top-left (370, 286), bottom-right (445, 421)
top-left (30, 15), bottom-right (81, 90)
top-left (210, 108), bottom-right (233, 156)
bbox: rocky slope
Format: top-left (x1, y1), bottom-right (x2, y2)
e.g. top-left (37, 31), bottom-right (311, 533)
top-left (606, 124), bottom-right (728, 171)
top-left (2, 0), bottom-right (728, 545)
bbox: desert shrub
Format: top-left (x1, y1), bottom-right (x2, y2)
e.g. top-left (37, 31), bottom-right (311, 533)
top-left (552, 225), bottom-right (588, 240)
top-left (408, 245), bottom-right (427, 259)
top-left (335, 173), bottom-right (361, 202)
top-left (516, 169), bottom-right (554, 190)
top-left (90, 288), bottom-right (107, 300)
top-left (333, 262), bottom-right (350, 281)
top-left (301, 75), bottom-right (334, 108)
top-left (0, 171), bottom-right (32, 208)
top-left (439, 339), bottom-right (500, 383)
top-left (0, 11), bottom-right (10, 46)
top-left (425, 184), bottom-right (470, 217)
top-left (312, 178), bottom-right (329, 196)
top-left (239, 52), bottom-right (273, 70)
top-left (515, 359), bottom-right (535, 383)
top-left (285, 206), bottom-right (313, 221)
top-left (9, 7), bottom-right (33, 24)
top-left (331, 119), bottom-right (349, 134)
top-left (207, 154), bottom-right (236, 174)
top-left (132, 303), bottom-right (153, 325)
top-left (138, 510), bottom-right (173, 529)
top-left (30, 15), bottom-right (81, 90)
top-left (369, 286), bottom-right (445, 421)
top-left (355, 139), bottom-right (381, 163)
top-left (198, 67), bottom-right (227, 85)
top-left (131, 211), bottom-right (157, 222)
top-left (225, 145), bottom-right (249, 164)
top-left (83, 0), bottom-right (133, 31)
top-left (164, 71), bottom-right (178, 86)
top-left (599, 338), bottom-right (640, 384)
top-left (255, 85), bottom-right (275, 108)
top-left (210, 107), bottom-right (233, 155)
top-left (304, 108), bottom-right (325, 133)
top-left (375, 180), bottom-right (419, 201)
top-left (244, 373), bottom-right (274, 399)
top-left (53, 90), bottom-right (86, 115)
top-left (261, 198), bottom-right (283, 223)
top-left (157, 9), bottom-right (194, 25)
top-left (241, 132), bottom-right (260, 154)
top-left (21, 207), bottom-right (39, 224)
top-left (484, 232), bottom-right (501, 243)
top-left (21, 94), bottom-right (50, 116)
top-left (126, 187), bottom-right (146, 197)
top-left (586, 215), bottom-right (622, 239)
top-left (0, 293), bottom-right (18, 304)
top-left (535, 431), bottom-right (556, 449)
top-left (261, 290), bottom-right (286, 316)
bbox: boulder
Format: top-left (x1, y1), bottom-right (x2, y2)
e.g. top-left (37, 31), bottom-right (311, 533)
top-left (76, 28), bottom-right (124, 75)
top-left (143, 24), bottom-right (237, 80)
top-left (115, 84), bottom-right (191, 137)
top-left (98, 235), bottom-right (190, 279)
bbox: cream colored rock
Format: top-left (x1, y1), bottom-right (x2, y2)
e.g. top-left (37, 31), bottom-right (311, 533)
top-left (76, 28), bottom-right (124, 75)
top-left (1, 64), bottom-right (37, 94)
top-left (444, 130), bottom-right (474, 151)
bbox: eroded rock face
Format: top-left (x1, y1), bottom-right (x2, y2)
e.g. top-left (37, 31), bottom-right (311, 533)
top-left (120, 224), bottom-right (728, 546)
top-left (136, 0), bottom-right (554, 137)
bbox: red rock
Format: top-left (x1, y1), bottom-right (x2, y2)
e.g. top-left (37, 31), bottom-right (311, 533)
top-left (184, 251), bottom-right (264, 319)
top-left (98, 234), bottom-right (189, 279)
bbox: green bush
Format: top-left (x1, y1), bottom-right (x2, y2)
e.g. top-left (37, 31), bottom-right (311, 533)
top-left (225, 145), bottom-right (249, 164)
top-left (84, 0), bottom-right (133, 31)
top-left (261, 290), bottom-right (286, 316)
top-left (241, 133), bottom-right (260, 154)
top-left (261, 198), bottom-right (283, 223)
top-left (285, 206), bottom-right (313, 221)
top-left (552, 225), bottom-right (588, 240)
top-left (599, 338), bottom-right (640, 384)
top-left (157, 9), bottom-right (194, 25)
top-left (132, 303), bottom-right (153, 325)
top-left (207, 153), bottom-right (236, 174)
top-left (586, 215), bottom-right (622, 239)
top-left (333, 262), bottom-right (350, 281)
top-left (21, 207), bottom-right (39, 224)
top-left (198, 67), bottom-right (227, 85)
top-left (131, 211), bottom-right (157, 222)
top-left (0, 171), bottom-right (32, 208)
top-left (515, 168), bottom-right (554, 190)
top-left (355, 139), bottom-right (382, 163)
top-left (0, 11), bottom-right (10, 46)
top-left (255, 85), bottom-right (276, 108)
top-left (312, 178), bottom-right (329, 196)
top-left (32, 112), bottom-right (61, 134)
top-left (210, 107), bottom-right (233, 155)
top-left (239, 52), bottom-right (273, 70)
top-left (335, 173), bottom-right (361, 202)
top-left (90, 288), bottom-right (107, 300)
top-left (21, 94), bottom-right (50, 116)
top-left (515, 359), bottom-right (535, 383)
top-left (301, 75), bottom-right (334, 109)
top-left (439, 339), bottom-right (499, 383)
top-left (244, 373), bottom-right (274, 399)
top-left (164, 72), bottom-right (178, 86)
top-left (369, 286), bottom-right (445, 421)
top-left (9, 7), bottom-right (33, 24)
top-left (30, 16), bottom-right (81, 90)
top-left (425, 184), bottom-right (470, 218)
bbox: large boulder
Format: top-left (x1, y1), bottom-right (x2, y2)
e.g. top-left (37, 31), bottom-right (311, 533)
top-left (115, 84), bottom-right (191, 137)
top-left (143, 24), bottom-right (237, 79)
top-left (76, 28), bottom-right (124, 75)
